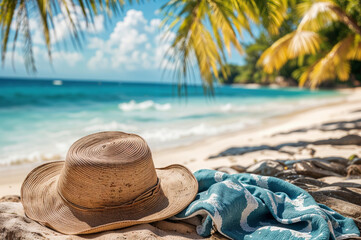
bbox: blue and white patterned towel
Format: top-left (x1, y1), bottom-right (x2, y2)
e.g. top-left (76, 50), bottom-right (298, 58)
top-left (174, 169), bottom-right (360, 240)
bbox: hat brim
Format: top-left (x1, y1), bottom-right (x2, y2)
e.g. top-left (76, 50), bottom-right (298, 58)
top-left (21, 161), bottom-right (198, 235)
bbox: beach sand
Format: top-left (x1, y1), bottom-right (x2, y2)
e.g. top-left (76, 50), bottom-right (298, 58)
top-left (1, 88), bottom-right (361, 197)
top-left (154, 87), bottom-right (361, 170)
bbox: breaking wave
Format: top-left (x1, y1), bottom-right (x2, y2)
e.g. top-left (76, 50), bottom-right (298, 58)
top-left (0, 151), bottom-right (64, 166)
top-left (142, 122), bottom-right (250, 143)
top-left (118, 100), bottom-right (171, 111)
top-left (83, 121), bottom-right (138, 132)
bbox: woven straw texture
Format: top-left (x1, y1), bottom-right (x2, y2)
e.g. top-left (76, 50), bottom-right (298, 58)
top-left (21, 132), bottom-right (198, 235)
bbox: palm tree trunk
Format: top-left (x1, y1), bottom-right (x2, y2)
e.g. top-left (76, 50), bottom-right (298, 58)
top-left (331, 5), bottom-right (361, 36)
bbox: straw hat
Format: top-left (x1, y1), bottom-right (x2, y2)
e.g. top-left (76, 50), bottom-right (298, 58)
top-left (21, 131), bottom-right (198, 235)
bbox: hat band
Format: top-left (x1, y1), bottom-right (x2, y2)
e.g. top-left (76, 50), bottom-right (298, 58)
top-left (57, 179), bottom-right (161, 212)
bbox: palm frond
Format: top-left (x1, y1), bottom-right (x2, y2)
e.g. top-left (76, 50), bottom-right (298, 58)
top-left (162, 0), bottom-right (288, 89)
top-left (0, 0), bottom-right (18, 64)
top-left (297, 0), bottom-right (338, 31)
top-left (258, 30), bottom-right (321, 73)
top-left (300, 35), bottom-right (354, 88)
top-left (299, 61), bottom-right (316, 87)
top-left (162, 1), bottom-right (243, 89)
top-left (297, 0), bottom-right (361, 35)
top-left (0, 0), bottom-right (130, 71)
top-left (347, 35), bottom-right (361, 60)
top-left (287, 30), bottom-right (321, 57)
top-left (254, 0), bottom-right (288, 35)
top-left (261, 0), bottom-right (361, 89)
top-left (257, 32), bottom-right (294, 73)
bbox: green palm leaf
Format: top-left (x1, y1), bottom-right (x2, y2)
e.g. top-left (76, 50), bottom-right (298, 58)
top-left (260, 0), bottom-right (361, 88)
top-left (300, 35), bottom-right (355, 88)
top-left (162, 0), bottom-right (288, 89)
top-left (258, 30), bottom-right (321, 73)
top-left (0, 0), bottom-right (130, 72)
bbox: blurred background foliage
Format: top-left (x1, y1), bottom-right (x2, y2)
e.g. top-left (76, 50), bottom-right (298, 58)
top-left (254, 0), bottom-right (361, 88)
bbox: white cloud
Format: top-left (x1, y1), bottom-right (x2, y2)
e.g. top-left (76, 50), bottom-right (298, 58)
top-left (87, 10), bottom-right (176, 72)
top-left (47, 13), bottom-right (104, 44)
top-left (5, 8), bottom-right (180, 76)
top-left (3, 51), bottom-right (24, 67)
top-left (2, 46), bottom-right (82, 72)
top-left (145, 43), bottom-right (152, 50)
top-left (28, 2), bottom-right (104, 46)
top-left (145, 19), bottom-right (162, 33)
top-left (87, 37), bottom-right (105, 49)
top-left (8, 2), bottom-right (98, 70)
top-left (82, 15), bottom-right (105, 34)
top-left (52, 51), bottom-right (83, 67)
top-left (88, 50), bottom-right (109, 69)
top-left (29, 45), bottom-right (82, 67)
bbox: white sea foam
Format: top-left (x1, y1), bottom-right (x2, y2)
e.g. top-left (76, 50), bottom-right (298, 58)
top-left (220, 103), bottom-right (248, 112)
top-left (220, 103), bottom-right (234, 112)
top-left (84, 121), bottom-right (138, 132)
top-left (142, 122), bottom-right (248, 143)
top-left (0, 151), bottom-right (64, 166)
top-left (118, 100), bottom-right (171, 111)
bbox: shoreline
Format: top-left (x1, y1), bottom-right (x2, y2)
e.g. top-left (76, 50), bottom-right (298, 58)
top-left (153, 87), bottom-right (361, 169)
top-left (1, 87), bottom-right (361, 197)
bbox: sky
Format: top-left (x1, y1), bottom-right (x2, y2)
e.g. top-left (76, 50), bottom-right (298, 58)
top-left (0, 1), bottom-right (252, 83)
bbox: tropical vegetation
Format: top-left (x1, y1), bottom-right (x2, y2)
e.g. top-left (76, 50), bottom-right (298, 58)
top-left (1, 0), bottom-right (361, 89)
top-left (218, 16), bottom-right (301, 86)
top-left (217, 33), bottom-right (276, 85)
top-left (0, 0), bottom-right (289, 90)
top-left (258, 0), bottom-right (361, 88)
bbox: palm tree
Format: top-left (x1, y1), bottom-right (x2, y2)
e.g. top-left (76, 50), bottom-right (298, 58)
top-left (0, 0), bottom-right (129, 72)
top-left (0, 0), bottom-right (288, 90)
top-left (160, 0), bottom-right (288, 89)
top-left (258, 0), bottom-right (361, 88)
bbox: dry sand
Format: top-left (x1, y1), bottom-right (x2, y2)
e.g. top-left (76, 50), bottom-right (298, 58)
top-left (1, 88), bottom-right (361, 197)
top-left (154, 87), bottom-right (361, 170)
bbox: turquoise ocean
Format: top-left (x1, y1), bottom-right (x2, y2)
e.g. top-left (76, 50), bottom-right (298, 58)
top-left (0, 78), bottom-right (341, 165)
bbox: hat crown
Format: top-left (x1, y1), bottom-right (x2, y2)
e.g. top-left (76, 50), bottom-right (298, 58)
top-left (57, 132), bottom-right (158, 209)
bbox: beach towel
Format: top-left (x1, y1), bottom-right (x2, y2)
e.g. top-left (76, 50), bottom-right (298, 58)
top-left (174, 169), bottom-right (360, 240)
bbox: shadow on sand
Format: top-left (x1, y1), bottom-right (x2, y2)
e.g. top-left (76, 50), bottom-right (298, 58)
top-left (209, 134), bottom-right (361, 159)
top-left (273, 118), bottom-right (361, 136)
